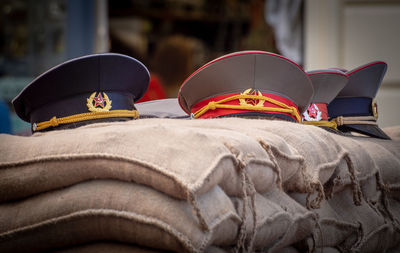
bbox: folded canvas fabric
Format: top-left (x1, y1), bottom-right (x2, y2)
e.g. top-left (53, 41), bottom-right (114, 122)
top-left (0, 180), bottom-right (240, 253)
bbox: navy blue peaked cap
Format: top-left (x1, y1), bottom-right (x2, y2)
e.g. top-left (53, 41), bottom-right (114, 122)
top-left (328, 61), bottom-right (390, 139)
top-left (12, 53), bottom-right (150, 132)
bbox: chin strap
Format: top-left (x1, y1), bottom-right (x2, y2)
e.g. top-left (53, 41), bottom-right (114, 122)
top-left (302, 115), bottom-right (378, 129)
top-left (332, 116), bottom-right (378, 126)
top-left (34, 110), bottom-right (139, 131)
top-left (193, 94), bottom-right (301, 122)
top-left (302, 120), bottom-right (338, 129)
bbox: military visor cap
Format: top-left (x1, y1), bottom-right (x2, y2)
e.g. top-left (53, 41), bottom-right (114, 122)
top-left (302, 69), bottom-right (348, 128)
top-left (12, 53), bottom-right (150, 132)
top-left (327, 61), bottom-right (390, 139)
top-left (178, 51), bottom-right (313, 122)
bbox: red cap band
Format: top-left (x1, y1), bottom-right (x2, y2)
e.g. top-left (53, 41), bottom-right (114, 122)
top-left (302, 103), bottom-right (328, 121)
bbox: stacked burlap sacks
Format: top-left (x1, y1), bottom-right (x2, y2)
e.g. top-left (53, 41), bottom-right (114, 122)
top-left (0, 118), bottom-right (399, 252)
top-left (290, 134), bottom-right (400, 252)
top-left (0, 119), bottom-right (314, 252)
top-left (181, 118), bottom-right (400, 252)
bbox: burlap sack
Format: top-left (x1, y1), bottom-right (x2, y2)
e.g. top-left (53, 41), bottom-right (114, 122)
top-left (51, 242), bottom-right (165, 253)
top-left (154, 119), bottom-right (365, 207)
top-left (147, 118), bottom-right (347, 190)
top-left (52, 244), bottom-right (274, 253)
top-left (329, 135), bottom-right (400, 245)
top-left (329, 135), bottom-right (400, 189)
top-left (229, 188), bottom-right (316, 252)
top-left (291, 192), bottom-right (359, 249)
top-left (209, 188), bottom-right (315, 252)
top-left (289, 132), bottom-right (400, 252)
top-left (291, 185), bottom-right (397, 253)
top-left (1, 118), bottom-right (373, 209)
top-left (310, 247), bottom-right (341, 253)
top-left (170, 119), bottom-right (305, 186)
top-left (127, 118), bottom-right (359, 208)
top-left (385, 198), bottom-right (400, 249)
top-left (50, 243), bottom-right (308, 253)
top-left (183, 119), bottom-right (400, 212)
top-left (0, 180), bottom-right (240, 253)
top-left (228, 188), bottom-right (315, 252)
top-left (0, 120), bottom-right (278, 203)
top-left (230, 191), bottom-right (292, 251)
top-left (261, 188), bottom-right (316, 252)
top-left (355, 137), bottom-right (400, 201)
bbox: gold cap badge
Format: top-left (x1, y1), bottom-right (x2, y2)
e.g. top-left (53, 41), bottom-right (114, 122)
top-left (239, 88), bottom-right (265, 107)
top-left (86, 92), bottom-right (112, 112)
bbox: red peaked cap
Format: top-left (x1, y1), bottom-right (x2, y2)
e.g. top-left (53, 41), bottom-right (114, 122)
top-left (178, 51), bottom-right (313, 121)
top-left (302, 69), bottom-right (348, 121)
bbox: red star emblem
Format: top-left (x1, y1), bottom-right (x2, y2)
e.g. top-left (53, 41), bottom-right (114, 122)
top-left (307, 105), bottom-right (318, 119)
top-left (245, 89), bottom-right (259, 106)
top-left (93, 93), bottom-right (106, 108)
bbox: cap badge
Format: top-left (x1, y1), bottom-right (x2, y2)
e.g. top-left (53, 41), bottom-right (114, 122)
top-left (239, 88), bottom-right (265, 107)
top-left (371, 98), bottom-right (378, 120)
top-left (303, 103), bottom-right (322, 121)
top-left (86, 92), bottom-right (112, 112)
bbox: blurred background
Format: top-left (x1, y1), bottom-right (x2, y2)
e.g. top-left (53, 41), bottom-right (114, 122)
top-left (0, 0), bottom-right (399, 134)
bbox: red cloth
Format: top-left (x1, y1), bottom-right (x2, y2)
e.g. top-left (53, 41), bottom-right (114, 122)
top-left (137, 75), bottom-right (167, 103)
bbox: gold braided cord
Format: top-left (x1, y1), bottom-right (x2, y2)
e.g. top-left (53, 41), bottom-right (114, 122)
top-left (302, 120), bottom-right (338, 129)
top-left (35, 110), bottom-right (139, 131)
top-left (332, 116), bottom-right (377, 126)
top-left (193, 94), bottom-right (301, 122)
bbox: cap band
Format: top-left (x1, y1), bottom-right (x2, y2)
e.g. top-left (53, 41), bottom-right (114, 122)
top-left (191, 92), bottom-right (301, 122)
top-left (328, 97), bottom-right (379, 129)
top-left (303, 103), bottom-right (329, 121)
top-left (29, 91), bottom-right (136, 123)
top-left (302, 103), bottom-right (337, 129)
top-left (33, 110), bottom-right (139, 131)
top-left (328, 97), bottom-right (373, 118)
